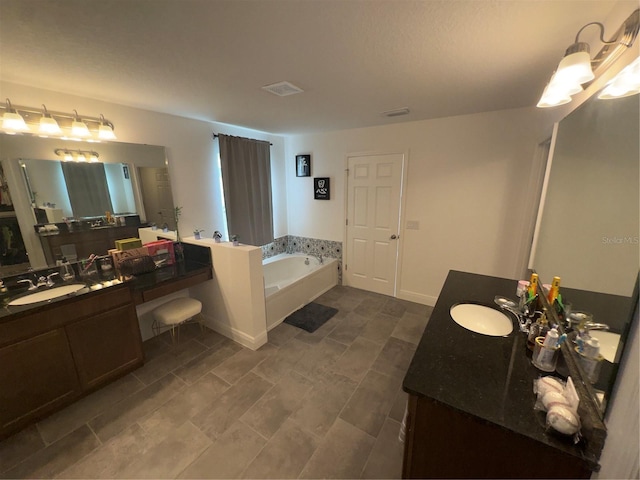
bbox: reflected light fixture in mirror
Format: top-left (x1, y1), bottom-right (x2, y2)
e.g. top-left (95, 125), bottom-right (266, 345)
top-left (538, 9), bottom-right (640, 108)
top-left (54, 148), bottom-right (100, 163)
top-left (598, 56), bottom-right (640, 98)
top-left (0, 99), bottom-right (117, 141)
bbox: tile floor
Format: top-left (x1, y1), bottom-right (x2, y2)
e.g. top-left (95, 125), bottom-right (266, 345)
top-left (0, 285), bottom-right (432, 479)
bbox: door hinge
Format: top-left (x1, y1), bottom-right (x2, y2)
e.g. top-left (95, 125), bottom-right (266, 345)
top-left (345, 264), bottom-right (347, 271)
top-left (346, 218), bottom-right (348, 226)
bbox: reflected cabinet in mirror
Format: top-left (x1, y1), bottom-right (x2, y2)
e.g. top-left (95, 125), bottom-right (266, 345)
top-left (531, 86), bottom-right (639, 414)
top-left (0, 134), bottom-right (175, 272)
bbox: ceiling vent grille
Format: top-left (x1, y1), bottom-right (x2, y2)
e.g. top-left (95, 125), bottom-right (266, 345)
top-left (262, 81), bottom-right (304, 96)
top-left (381, 107), bottom-right (410, 117)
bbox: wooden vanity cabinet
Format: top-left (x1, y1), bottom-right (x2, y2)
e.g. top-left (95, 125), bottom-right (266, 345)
top-left (0, 328), bottom-right (80, 434)
top-left (403, 394), bottom-right (592, 479)
top-left (66, 303), bottom-right (143, 390)
top-left (0, 285), bottom-right (143, 439)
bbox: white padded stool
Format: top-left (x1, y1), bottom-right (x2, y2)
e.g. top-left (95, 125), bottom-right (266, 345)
top-left (151, 297), bottom-right (203, 343)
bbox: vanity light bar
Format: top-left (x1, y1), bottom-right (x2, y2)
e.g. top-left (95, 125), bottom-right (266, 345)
top-left (0, 99), bottom-right (116, 141)
top-left (54, 148), bottom-right (100, 163)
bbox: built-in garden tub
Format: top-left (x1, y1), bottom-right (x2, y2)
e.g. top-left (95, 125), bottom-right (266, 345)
top-left (263, 253), bottom-right (338, 330)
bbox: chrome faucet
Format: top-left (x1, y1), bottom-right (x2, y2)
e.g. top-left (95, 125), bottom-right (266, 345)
top-left (315, 254), bottom-right (324, 265)
top-left (18, 279), bottom-right (37, 290)
top-left (46, 272), bottom-right (60, 287)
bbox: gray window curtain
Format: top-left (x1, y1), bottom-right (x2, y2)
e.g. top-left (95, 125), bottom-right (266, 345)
top-left (218, 134), bottom-right (274, 246)
top-left (61, 162), bottom-right (114, 218)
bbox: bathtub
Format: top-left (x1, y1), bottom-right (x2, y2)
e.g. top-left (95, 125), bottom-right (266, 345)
top-left (263, 253), bottom-right (338, 330)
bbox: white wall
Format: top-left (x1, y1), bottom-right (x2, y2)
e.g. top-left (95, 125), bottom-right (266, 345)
top-left (285, 108), bottom-right (552, 304)
top-left (0, 81), bottom-right (288, 243)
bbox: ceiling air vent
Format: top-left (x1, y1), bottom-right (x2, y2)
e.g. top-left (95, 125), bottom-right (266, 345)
top-left (381, 107), bottom-right (410, 117)
top-left (262, 81), bottom-right (304, 97)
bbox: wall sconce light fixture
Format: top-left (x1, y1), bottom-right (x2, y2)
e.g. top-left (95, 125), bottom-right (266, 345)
top-left (54, 148), bottom-right (100, 163)
top-left (0, 99), bottom-right (117, 140)
top-left (538, 9), bottom-right (640, 108)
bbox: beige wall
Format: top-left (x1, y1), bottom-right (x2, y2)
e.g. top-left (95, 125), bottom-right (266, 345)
top-left (285, 108), bottom-right (552, 304)
top-left (0, 81), bottom-right (289, 243)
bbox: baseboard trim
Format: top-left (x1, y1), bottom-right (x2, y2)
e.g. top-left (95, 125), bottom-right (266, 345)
top-left (200, 312), bottom-right (268, 351)
top-left (397, 289), bottom-right (437, 307)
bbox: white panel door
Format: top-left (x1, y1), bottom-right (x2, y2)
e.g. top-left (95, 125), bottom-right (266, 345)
top-left (345, 153), bottom-right (403, 296)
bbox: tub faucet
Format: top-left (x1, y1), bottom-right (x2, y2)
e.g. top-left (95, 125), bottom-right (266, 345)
top-left (315, 254), bottom-right (324, 265)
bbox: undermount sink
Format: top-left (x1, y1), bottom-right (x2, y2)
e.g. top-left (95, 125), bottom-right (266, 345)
top-left (588, 331), bottom-right (621, 363)
top-left (8, 284), bottom-right (86, 306)
top-left (450, 303), bottom-right (513, 337)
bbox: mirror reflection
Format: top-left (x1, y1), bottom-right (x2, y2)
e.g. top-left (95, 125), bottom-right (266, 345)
top-left (531, 87), bottom-right (639, 413)
top-left (0, 134), bottom-right (175, 273)
top-left (20, 159), bottom-right (137, 221)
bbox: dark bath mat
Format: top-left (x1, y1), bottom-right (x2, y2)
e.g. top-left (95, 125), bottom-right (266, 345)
top-left (284, 302), bottom-right (338, 333)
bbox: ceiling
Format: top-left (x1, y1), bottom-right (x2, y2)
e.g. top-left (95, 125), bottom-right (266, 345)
top-left (0, 0), bottom-right (629, 135)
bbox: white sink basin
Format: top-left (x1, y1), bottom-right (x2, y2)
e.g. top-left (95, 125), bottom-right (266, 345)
top-left (589, 331), bottom-right (621, 363)
top-left (9, 284), bottom-right (86, 306)
top-left (450, 303), bottom-right (513, 337)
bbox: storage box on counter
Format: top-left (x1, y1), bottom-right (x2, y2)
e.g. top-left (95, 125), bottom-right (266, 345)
top-left (110, 246), bottom-right (150, 273)
top-left (114, 237), bottom-right (143, 251)
top-left (144, 239), bottom-right (175, 266)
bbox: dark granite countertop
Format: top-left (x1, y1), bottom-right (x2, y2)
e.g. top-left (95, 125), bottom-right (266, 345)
top-left (403, 270), bottom-right (598, 471)
top-left (0, 259), bottom-right (211, 322)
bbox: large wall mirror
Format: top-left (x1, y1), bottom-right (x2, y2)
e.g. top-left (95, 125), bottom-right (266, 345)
top-left (0, 134), bottom-right (175, 272)
top-left (530, 79), bottom-right (639, 414)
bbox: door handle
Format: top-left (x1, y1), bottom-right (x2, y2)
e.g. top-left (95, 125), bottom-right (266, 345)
top-left (390, 234), bottom-right (399, 240)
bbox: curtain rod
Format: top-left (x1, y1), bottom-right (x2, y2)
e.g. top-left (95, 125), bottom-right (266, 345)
top-left (212, 132), bottom-right (272, 146)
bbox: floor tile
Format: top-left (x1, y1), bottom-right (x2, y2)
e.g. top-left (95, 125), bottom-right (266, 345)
top-left (138, 372), bottom-right (230, 437)
top-left (293, 338), bottom-right (347, 382)
top-left (2, 425), bottom-right (99, 479)
top-left (241, 419), bottom-right (319, 479)
top-left (353, 294), bottom-right (388, 318)
top-left (390, 311), bottom-right (430, 345)
top-left (389, 389), bottom-right (408, 423)
top-left (359, 312), bottom-right (400, 345)
top-left (299, 418), bottom-right (375, 479)
top-left (191, 372), bottom-right (273, 440)
top-left (193, 328), bottom-right (229, 349)
top-left (361, 418), bottom-right (404, 479)
top-left (294, 313), bottom-right (343, 345)
top-left (241, 371), bottom-right (313, 438)
top-left (173, 341), bottom-right (241, 385)
top-left (88, 373), bottom-right (185, 443)
top-left (339, 369), bottom-right (401, 437)
top-left (289, 373), bottom-right (358, 437)
top-left (267, 323), bottom-right (300, 347)
top-left (59, 423), bottom-right (156, 479)
top-left (133, 339), bottom-right (208, 386)
top-left (37, 373), bottom-right (145, 445)
top-left (178, 421), bottom-right (266, 479)
top-left (381, 298), bottom-right (407, 318)
top-left (370, 337), bottom-right (416, 379)
top-left (212, 343), bottom-right (277, 384)
top-left (120, 421), bottom-right (212, 479)
top-left (0, 425), bottom-right (45, 474)
top-left (331, 336), bottom-right (383, 382)
top-left (252, 338), bottom-right (307, 383)
top-left (327, 311), bottom-right (370, 345)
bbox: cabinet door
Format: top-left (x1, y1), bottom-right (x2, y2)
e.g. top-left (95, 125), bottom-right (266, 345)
top-left (0, 329), bottom-right (80, 434)
top-left (65, 304), bottom-right (143, 390)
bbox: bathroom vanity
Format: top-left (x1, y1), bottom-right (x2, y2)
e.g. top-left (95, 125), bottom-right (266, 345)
top-left (402, 270), bottom-right (600, 478)
top-left (0, 255), bottom-right (212, 440)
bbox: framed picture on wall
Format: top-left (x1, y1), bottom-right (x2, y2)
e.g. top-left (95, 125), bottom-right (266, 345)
top-left (314, 177), bottom-right (330, 200)
top-left (296, 154), bottom-right (311, 177)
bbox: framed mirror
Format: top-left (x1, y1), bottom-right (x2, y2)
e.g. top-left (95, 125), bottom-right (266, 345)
top-left (0, 134), bottom-right (174, 272)
top-left (530, 86), bottom-right (639, 413)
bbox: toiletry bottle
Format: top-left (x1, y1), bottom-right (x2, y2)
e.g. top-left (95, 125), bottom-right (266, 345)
top-left (547, 276), bottom-right (561, 303)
